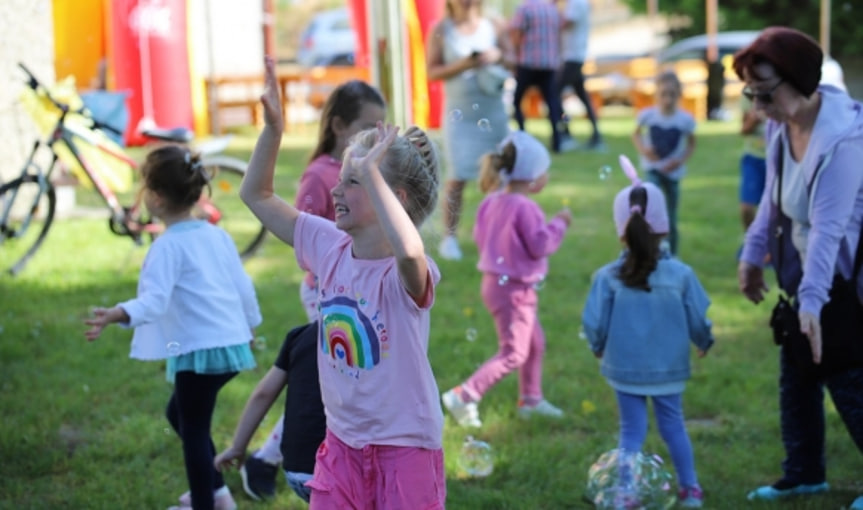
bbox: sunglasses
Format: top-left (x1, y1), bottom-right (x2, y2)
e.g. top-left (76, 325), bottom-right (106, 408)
top-left (742, 79), bottom-right (783, 105)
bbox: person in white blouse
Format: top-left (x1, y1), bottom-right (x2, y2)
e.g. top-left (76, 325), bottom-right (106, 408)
top-left (85, 145), bottom-right (262, 510)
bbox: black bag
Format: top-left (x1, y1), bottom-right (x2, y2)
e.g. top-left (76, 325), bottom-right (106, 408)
top-left (770, 276), bottom-right (863, 380)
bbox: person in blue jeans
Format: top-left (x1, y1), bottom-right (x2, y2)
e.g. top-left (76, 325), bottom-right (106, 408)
top-left (738, 95), bottom-right (767, 264)
top-left (582, 158), bottom-right (714, 508)
top-left (631, 71), bottom-right (696, 256)
top-left (215, 323), bottom-right (325, 504)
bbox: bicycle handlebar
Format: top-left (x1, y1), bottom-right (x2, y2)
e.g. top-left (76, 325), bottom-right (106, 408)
top-left (17, 62), bottom-right (123, 138)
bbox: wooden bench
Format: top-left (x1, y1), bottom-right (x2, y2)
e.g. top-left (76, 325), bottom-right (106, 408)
top-left (205, 75), bottom-right (264, 134)
top-left (205, 66), bottom-right (371, 134)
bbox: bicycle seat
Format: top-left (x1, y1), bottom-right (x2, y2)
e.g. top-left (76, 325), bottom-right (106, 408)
top-left (141, 127), bottom-right (194, 144)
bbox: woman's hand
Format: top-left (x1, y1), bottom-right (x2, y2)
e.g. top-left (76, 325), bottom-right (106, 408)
top-left (738, 261), bottom-right (769, 304)
top-left (260, 56), bottom-right (284, 133)
top-left (477, 47), bottom-right (502, 66)
top-left (799, 311), bottom-right (822, 364)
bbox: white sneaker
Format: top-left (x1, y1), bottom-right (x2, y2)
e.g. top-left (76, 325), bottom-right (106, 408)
top-left (518, 399), bottom-right (564, 419)
top-left (438, 236), bottom-right (463, 261)
top-left (175, 486), bottom-right (236, 510)
top-left (557, 137), bottom-right (579, 153)
top-left (442, 388), bottom-right (482, 428)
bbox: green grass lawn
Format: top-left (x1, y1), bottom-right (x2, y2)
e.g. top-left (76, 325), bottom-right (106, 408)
top-left (1, 117), bottom-right (861, 509)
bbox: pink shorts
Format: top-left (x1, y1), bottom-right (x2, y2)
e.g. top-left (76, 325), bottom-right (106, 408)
top-left (307, 429), bottom-right (446, 509)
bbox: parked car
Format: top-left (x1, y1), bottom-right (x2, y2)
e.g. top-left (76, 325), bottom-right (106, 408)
top-left (297, 8), bottom-right (356, 68)
top-left (658, 30), bottom-right (845, 89)
top-left (585, 30), bottom-right (846, 111)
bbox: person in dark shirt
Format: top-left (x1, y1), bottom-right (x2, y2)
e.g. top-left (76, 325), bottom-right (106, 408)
top-left (215, 323), bottom-right (324, 504)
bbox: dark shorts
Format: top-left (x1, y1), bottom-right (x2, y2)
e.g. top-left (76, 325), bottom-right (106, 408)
top-left (739, 153), bottom-right (766, 205)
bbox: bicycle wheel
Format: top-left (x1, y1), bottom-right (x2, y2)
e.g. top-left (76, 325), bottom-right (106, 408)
top-left (198, 156), bottom-right (267, 259)
top-left (0, 175), bottom-right (56, 275)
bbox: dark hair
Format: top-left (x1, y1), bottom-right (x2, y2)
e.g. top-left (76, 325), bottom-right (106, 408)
top-left (617, 186), bottom-right (661, 290)
top-left (310, 80), bottom-right (386, 163)
top-left (733, 26), bottom-right (822, 97)
top-left (140, 144), bottom-right (210, 214)
top-left (656, 70), bottom-right (682, 95)
top-left (477, 141), bottom-right (516, 193)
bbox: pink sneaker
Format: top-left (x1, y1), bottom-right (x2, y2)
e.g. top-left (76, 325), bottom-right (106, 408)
top-left (678, 486), bottom-right (704, 508)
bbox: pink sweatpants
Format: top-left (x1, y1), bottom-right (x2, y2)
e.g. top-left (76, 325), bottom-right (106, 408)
top-left (462, 274), bottom-right (546, 402)
top-left (307, 429), bottom-right (446, 509)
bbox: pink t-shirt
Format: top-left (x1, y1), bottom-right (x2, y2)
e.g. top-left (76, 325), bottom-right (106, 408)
top-left (473, 191), bottom-right (567, 283)
top-left (294, 213), bottom-right (444, 450)
top-left (295, 154), bottom-right (341, 287)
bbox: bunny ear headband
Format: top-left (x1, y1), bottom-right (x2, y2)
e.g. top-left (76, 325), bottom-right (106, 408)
top-left (612, 154), bottom-right (670, 237)
top-left (618, 154), bottom-right (641, 186)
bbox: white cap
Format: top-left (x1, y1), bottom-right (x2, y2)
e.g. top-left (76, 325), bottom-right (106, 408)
top-left (499, 131), bottom-right (551, 182)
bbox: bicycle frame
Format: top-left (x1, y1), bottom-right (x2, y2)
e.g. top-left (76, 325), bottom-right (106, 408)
top-left (4, 63), bottom-right (266, 275)
top-left (40, 111), bottom-right (156, 240)
top-left (0, 143), bottom-right (50, 241)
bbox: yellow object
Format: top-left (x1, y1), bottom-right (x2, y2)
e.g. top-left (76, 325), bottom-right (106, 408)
top-left (581, 399), bottom-right (597, 415)
top-left (19, 76), bottom-right (135, 193)
top-left (405, 0), bottom-right (429, 128)
top-left (53, 0), bottom-right (107, 90)
top-left (187, 0), bottom-right (210, 136)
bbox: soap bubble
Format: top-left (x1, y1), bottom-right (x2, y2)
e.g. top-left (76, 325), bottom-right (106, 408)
top-left (449, 109), bottom-right (463, 122)
top-left (166, 342), bottom-right (181, 356)
top-left (586, 449), bottom-right (676, 510)
top-left (598, 165), bottom-right (613, 181)
top-left (477, 118), bottom-right (491, 131)
top-left (472, 103), bottom-right (480, 111)
top-left (458, 436), bottom-right (494, 477)
top-left (465, 328), bottom-right (478, 342)
top-left (498, 275), bottom-right (509, 286)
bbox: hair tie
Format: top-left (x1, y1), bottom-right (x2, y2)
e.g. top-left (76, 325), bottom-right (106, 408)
top-left (184, 150), bottom-right (207, 180)
top-left (630, 204), bottom-right (643, 215)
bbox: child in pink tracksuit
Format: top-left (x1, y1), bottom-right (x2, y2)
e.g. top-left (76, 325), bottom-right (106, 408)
top-left (442, 131), bottom-right (572, 428)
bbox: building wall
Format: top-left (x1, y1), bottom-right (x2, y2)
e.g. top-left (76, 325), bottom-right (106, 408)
top-left (0, 0), bottom-right (54, 182)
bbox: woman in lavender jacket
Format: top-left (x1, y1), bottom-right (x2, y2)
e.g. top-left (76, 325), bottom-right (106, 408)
top-left (735, 27), bottom-right (863, 507)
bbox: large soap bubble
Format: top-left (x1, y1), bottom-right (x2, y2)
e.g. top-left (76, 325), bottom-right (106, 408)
top-left (586, 449), bottom-right (676, 509)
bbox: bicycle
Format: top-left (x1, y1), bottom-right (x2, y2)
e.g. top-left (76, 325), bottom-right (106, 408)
top-left (1, 63), bottom-right (267, 275)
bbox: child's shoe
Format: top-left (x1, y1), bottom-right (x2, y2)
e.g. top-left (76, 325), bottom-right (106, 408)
top-left (678, 485), bottom-right (704, 508)
top-left (517, 399), bottom-right (564, 419)
top-left (241, 452), bottom-right (278, 500)
top-left (175, 485), bottom-right (237, 510)
top-left (746, 480), bottom-right (829, 501)
top-left (442, 387), bottom-right (481, 428)
top-left (438, 236), bottom-right (463, 261)
top-left (850, 494), bottom-right (863, 510)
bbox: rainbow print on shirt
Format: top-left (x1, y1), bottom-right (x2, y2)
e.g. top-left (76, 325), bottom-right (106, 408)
top-left (319, 295), bottom-right (380, 371)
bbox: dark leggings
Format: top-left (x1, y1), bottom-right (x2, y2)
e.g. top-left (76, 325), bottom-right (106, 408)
top-left (778, 346), bottom-right (863, 484)
top-left (512, 66), bottom-right (563, 151)
top-left (166, 371), bottom-right (237, 510)
top-left (558, 60), bottom-right (600, 137)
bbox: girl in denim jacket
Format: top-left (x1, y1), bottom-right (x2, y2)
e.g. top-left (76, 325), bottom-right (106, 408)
top-left (582, 156), bottom-right (714, 508)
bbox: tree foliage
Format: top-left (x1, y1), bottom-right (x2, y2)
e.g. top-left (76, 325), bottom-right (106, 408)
top-left (620, 0), bottom-right (861, 57)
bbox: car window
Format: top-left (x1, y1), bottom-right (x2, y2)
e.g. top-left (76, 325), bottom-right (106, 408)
top-left (666, 49), bottom-right (703, 62)
top-left (331, 18), bottom-right (352, 31)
